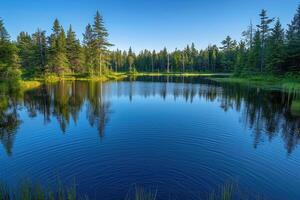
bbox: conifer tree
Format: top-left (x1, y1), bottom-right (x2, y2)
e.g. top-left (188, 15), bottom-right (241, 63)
top-left (92, 11), bottom-right (112, 76)
top-left (266, 19), bottom-right (285, 73)
top-left (66, 25), bottom-right (83, 72)
top-left (17, 32), bottom-right (33, 70)
top-left (127, 47), bottom-right (135, 72)
top-left (247, 30), bottom-right (261, 73)
top-left (286, 5), bottom-right (300, 71)
top-left (220, 36), bottom-right (237, 72)
top-left (257, 9), bottom-right (274, 72)
top-left (31, 29), bottom-right (47, 73)
top-left (48, 19), bottom-right (69, 74)
top-left (0, 18), bottom-right (20, 79)
top-left (83, 24), bottom-right (95, 75)
top-left (0, 18), bottom-right (9, 42)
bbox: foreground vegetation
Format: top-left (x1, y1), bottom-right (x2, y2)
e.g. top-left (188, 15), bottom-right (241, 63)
top-left (0, 5), bottom-right (300, 83)
top-left (0, 180), bottom-right (262, 200)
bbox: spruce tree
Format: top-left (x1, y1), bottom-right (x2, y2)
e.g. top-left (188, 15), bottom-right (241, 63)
top-left (234, 41), bottom-right (247, 76)
top-left (247, 30), bottom-right (261, 73)
top-left (66, 25), bottom-right (83, 72)
top-left (0, 18), bottom-right (20, 79)
top-left (220, 36), bottom-right (237, 72)
top-left (257, 9), bottom-right (274, 72)
top-left (286, 5), bottom-right (300, 72)
top-left (17, 32), bottom-right (33, 70)
top-left (31, 29), bottom-right (47, 73)
top-left (266, 19), bottom-right (285, 73)
top-left (127, 47), bottom-right (135, 72)
top-left (92, 11), bottom-right (112, 76)
top-left (48, 19), bottom-right (69, 74)
top-left (83, 24), bottom-right (95, 75)
top-left (0, 18), bottom-right (9, 42)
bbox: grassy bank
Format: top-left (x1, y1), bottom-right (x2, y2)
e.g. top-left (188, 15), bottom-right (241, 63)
top-left (0, 80), bottom-right (41, 93)
top-left (30, 72), bottom-right (128, 83)
top-left (211, 75), bottom-right (300, 92)
top-left (127, 72), bottom-right (230, 77)
top-left (22, 72), bottom-right (228, 84)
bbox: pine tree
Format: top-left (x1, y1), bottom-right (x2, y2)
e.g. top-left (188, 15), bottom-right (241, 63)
top-left (242, 21), bottom-right (255, 48)
top-left (286, 5), bottom-right (300, 72)
top-left (127, 47), bottom-right (135, 72)
top-left (234, 41), bottom-right (247, 76)
top-left (266, 19), bottom-right (285, 73)
top-left (0, 18), bottom-right (9, 42)
top-left (17, 32), bottom-right (33, 70)
top-left (247, 30), bottom-right (261, 73)
top-left (66, 25), bottom-right (83, 72)
top-left (0, 18), bottom-right (20, 79)
top-left (92, 11), bottom-right (112, 76)
top-left (220, 36), bottom-right (237, 72)
top-left (257, 9), bottom-right (274, 72)
top-left (48, 19), bottom-right (69, 74)
top-left (31, 29), bottom-right (47, 73)
top-left (83, 24), bottom-right (95, 75)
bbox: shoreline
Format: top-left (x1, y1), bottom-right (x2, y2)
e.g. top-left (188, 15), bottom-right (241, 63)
top-left (210, 75), bottom-right (300, 91)
top-left (7, 73), bottom-right (300, 93)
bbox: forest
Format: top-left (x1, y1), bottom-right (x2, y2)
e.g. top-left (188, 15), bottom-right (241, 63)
top-left (0, 5), bottom-right (300, 81)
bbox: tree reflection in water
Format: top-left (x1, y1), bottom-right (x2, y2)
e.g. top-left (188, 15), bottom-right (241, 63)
top-left (0, 77), bottom-right (300, 155)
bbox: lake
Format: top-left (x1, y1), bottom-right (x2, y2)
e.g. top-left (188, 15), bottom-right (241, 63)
top-left (1, 77), bottom-right (300, 200)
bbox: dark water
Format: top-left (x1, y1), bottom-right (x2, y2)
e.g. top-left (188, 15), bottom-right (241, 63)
top-left (1, 77), bottom-right (300, 199)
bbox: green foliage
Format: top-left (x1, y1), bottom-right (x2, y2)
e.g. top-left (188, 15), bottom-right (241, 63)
top-left (0, 19), bottom-right (20, 80)
top-left (48, 19), bottom-right (69, 75)
top-left (0, 180), bottom-right (78, 200)
top-left (66, 25), bottom-right (84, 73)
top-left (286, 5), bottom-right (300, 72)
top-left (265, 19), bottom-right (285, 73)
top-left (1, 4), bottom-right (300, 80)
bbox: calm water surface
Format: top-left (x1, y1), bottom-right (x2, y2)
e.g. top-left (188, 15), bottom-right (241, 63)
top-left (1, 77), bottom-right (300, 199)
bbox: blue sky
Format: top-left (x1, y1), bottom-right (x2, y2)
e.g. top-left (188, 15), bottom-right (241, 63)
top-left (0, 0), bottom-right (298, 52)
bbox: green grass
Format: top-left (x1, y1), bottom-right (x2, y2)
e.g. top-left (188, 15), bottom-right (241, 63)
top-left (20, 71), bottom-right (229, 84)
top-left (126, 71), bottom-right (229, 77)
top-left (211, 74), bottom-right (300, 91)
top-left (0, 180), bottom-right (265, 200)
top-left (20, 80), bottom-right (41, 90)
top-left (0, 180), bottom-right (77, 200)
top-left (32, 72), bottom-right (128, 83)
top-left (291, 100), bottom-right (300, 116)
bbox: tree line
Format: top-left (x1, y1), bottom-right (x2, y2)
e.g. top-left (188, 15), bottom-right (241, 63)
top-left (0, 5), bottom-right (300, 79)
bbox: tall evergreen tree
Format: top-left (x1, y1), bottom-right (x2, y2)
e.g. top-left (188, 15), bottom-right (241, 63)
top-left (66, 25), bottom-right (83, 72)
top-left (0, 18), bottom-right (20, 79)
top-left (247, 30), bottom-right (261, 73)
top-left (31, 29), bottom-right (47, 73)
top-left (92, 11), bottom-right (112, 76)
top-left (234, 41), bottom-right (247, 75)
top-left (242, 21), bottom-right (255, 48)
top-left (286, 5), bottom-right (300, 71)
top-left (83, 24), bottom-right (95, 75)
top-left (127, 47), bottom-right (135, 72)
top-left (17, 32), bottom-right (33, 70)
top-left (257, 9), bottom-right (274, 72)
top-left (0, 18), bottom-right (9, 42)
top-left (266, 19), bottom-right (285, 73)
top-left (220, 36), bottom-right (237, 72)
top-left (48, 19), bottom-right (69, 74)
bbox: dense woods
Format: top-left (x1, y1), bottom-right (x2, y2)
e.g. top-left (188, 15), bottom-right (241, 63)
top-left (0, 5), bottom-right (300, 79)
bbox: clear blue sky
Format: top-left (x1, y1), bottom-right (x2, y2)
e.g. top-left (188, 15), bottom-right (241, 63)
top-left (0, 0), bottom-right (298, 52)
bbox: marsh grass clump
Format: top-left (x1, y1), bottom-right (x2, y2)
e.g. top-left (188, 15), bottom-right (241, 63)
top-left (207, 183), bottom-right (267, 200)
top-left (125, 186), bottom-right (157, 200)
top-left (0, 180), bottom-right (266, 200)
top-left (0, 179), bottom-right (78, 200)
